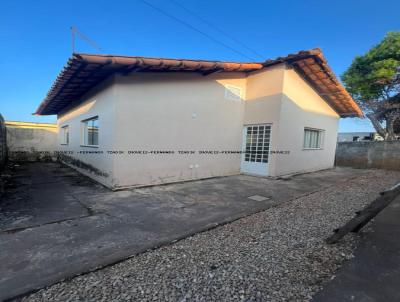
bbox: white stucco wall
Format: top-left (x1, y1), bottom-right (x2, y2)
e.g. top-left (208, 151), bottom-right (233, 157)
top-left (244, 64), bottom-right (286, 176)
top-left (111, 72), bottom-right (247, 187)
top-left (57, 77), bottom-right (117, 187)
top-left (274, 67), bottom-right (340, 176)
top-left (55, 64), bottom-right (341, 188)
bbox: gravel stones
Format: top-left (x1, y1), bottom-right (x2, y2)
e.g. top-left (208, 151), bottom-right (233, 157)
top-left (23, 170), bottom-right (400, 302)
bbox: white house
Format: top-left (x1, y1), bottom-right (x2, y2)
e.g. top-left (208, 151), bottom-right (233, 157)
top-left (35, 48), bottom-right (363, 189)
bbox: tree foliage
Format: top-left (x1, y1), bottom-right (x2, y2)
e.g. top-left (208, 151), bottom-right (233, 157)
top-left (342, 32), bottom-right (400, 140)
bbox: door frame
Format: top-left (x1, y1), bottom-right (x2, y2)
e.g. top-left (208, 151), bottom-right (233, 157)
top-left (240, 123), bottom-right (272, 176)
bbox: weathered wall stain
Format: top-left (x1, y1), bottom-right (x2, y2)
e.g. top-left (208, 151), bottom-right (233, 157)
top-left (0, 114), bottom-right (6, 170)
top-left (336, 141), bottom-right (400, 171)
top-left (58, 154), bottom-right (109, 178)
top-left (8, 150), bottom-right (54, 162)
top-left (6, 122), bottom-right (57, 162)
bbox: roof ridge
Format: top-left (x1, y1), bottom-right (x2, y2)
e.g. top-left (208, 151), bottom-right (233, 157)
top-left (73, 53), bottom-right (260, 65)
top-left (73, 47), bottom-right (323, 65)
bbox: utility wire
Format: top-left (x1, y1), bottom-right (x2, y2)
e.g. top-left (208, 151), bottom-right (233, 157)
top-left (169, 0), bottom-right (264, 60)
top-left (139, 0), bottom-right (256, 61)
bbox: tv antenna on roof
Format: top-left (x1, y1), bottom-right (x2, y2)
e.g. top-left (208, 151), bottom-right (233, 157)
top-left (71, 26), bottom-right (102, 53)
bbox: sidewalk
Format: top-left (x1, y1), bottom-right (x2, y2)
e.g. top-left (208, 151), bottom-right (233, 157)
top-left (313, 195), bottom-right (400, 301)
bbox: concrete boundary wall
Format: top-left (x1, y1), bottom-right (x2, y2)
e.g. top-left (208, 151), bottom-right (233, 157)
top-left (336, 141), bottom-right (400, 170)
top-left (0, 115), bottom-right (6, 169)
top-left (6, 121), bottom-right (58, 161)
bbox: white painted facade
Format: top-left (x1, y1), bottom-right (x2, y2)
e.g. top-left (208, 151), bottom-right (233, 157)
top-left (58, 64), bottom-right (339, 189)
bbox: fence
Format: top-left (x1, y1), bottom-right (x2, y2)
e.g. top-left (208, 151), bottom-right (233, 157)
top-left (6, 121), bottom-right (57, 161)
top-left (336, 141), bottom-right (400, 171)
top-left (0, 114), bottom-right (6, 170)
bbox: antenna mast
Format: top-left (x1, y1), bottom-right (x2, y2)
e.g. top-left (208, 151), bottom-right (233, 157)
top-left (70, 26), bottom-right (102, 54)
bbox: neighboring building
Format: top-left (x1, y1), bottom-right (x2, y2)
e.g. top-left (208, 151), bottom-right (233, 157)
top-left (338, 132), bottom-right (383, 142)
top-left (35, 48), bottom-right (362, 189)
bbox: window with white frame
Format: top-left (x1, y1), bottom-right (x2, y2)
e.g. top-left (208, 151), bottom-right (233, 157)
top-left (82, 117), bottom-right (99, 146)
top-left (61, 125), bottom-right (69, 145)
top-left (303, 128), bottom-right (324, 149)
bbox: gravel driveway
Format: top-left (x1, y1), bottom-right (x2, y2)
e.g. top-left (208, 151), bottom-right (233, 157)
top-left (23, 169), bottom-right (400, 302)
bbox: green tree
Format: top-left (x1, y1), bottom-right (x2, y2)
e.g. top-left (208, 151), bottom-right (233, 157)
top-left (342, 32), bottom-right (400, 140)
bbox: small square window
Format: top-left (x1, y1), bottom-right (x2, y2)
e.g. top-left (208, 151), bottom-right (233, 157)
top-left (303, 128), bottom-right (324, 149)
top-left (82, 117), bottom-right (99, 146)
top-left (61, 125), bottom-right (69, 145)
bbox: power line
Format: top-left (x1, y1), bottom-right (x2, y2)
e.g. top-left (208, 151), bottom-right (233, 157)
top-left (139, 0), bottom-right (256, 61)
top-left (169, 0), bottom-right (265, 60)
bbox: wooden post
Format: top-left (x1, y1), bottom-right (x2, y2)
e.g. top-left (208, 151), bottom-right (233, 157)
top-left (326, 183), bottom-right (400, 244)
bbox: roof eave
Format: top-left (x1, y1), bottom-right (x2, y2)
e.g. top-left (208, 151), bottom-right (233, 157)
top-left (273, 49), bottom-right (363, 118)
top-left (35, 49), bottom-right (364, 118)
top-left (35, 54), bottom-right (264, 115)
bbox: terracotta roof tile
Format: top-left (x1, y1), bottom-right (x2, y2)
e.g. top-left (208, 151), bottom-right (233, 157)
top-left (35, 49), bottom-right (362, 117)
